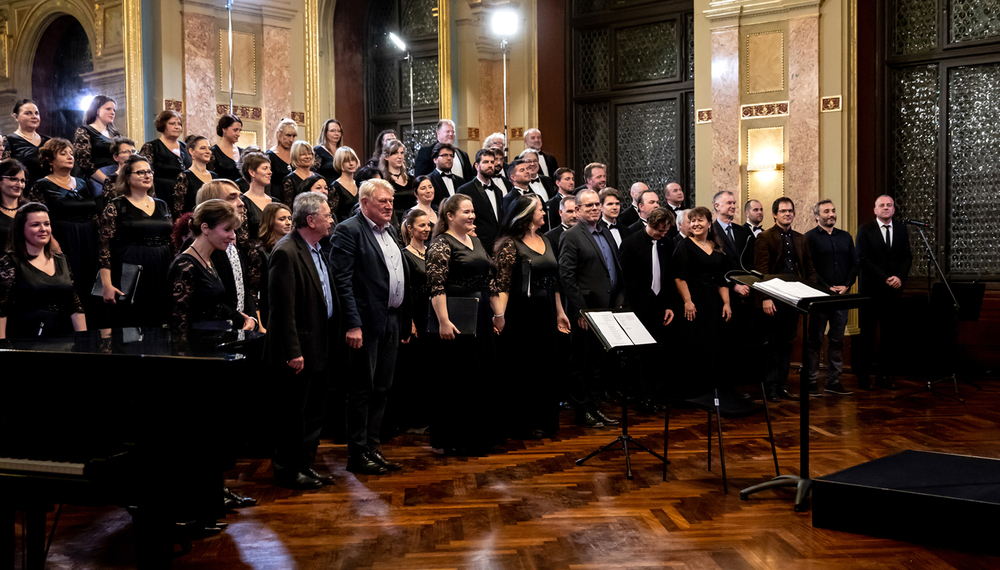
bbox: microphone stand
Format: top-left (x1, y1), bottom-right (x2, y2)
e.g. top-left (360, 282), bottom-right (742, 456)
top-left (892, 222), bottom-right (964, 403)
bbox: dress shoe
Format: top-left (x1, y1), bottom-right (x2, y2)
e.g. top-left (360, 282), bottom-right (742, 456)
top-left (777, 389), bottom-right (798, 400)
top-left (825, 381), bottom-right (854, 396)
top-left (807, 383), bottom-right (824, 397)
top-left (857, 377), bottom-right (875, 390)
top-left (765, 390), bottom-right (781, 402)
top-left (275, 471), bottom-right (323, 490)
top-left (369, 448), bottom-right (402, 471)
top-left (302, 468), bottom-right (335, 485)
top-left (223, 486), bottom-right (258, 507)
top-left (594, 410), bottom-right (620, 426)
top-left (576, 412), bottom-right (605, 428)
top-left (635, 399), bottom-right (660, 415)
top-left (347, 452), bottom-right (388, 475)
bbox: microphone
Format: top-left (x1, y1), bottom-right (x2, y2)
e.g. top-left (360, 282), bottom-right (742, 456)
top-left (902, 219), bottom-right (930, 227)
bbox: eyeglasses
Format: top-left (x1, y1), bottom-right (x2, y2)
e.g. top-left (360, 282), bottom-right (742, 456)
top-left (310, 212), bottom-right (334, 220)
top-left (580, 202), bottom-right (601, 209)
top-left (133, 169), bottom-right (155, 177)
top-left (1, 176), bottom-right (26, 185)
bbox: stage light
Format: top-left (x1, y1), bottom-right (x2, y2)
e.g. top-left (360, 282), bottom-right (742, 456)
top-left (491, 9), bottom-right (518, 37)
top-left (389, 32), bottom-right (407, 52)
top-left (78, 94), bottom-right (95, 113)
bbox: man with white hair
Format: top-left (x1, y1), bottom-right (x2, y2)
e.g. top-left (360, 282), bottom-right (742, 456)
top-left (523, 128), bottom-right (558, 177)
top-left (518, 148), bottom-right (553, 203)
top-left (414, 119), bottom-right (473, 179)
top-left (483, 132), bottom-right (508, 178)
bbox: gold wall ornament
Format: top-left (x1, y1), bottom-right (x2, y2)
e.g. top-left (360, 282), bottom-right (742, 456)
top-left (123, 0), bottom-right (144, 140)
top-left (219, 31), bottom-right (257, 96)
top-left (438, 0), bottom-right (451, 120)
top-left (741, 101), bottom-right (789, 119)
top-left (745, 31), bottom-right (784, 95)
top-left (696, 109), bottom-right (713, 124)
top-left (93, 3), bottom-right (103, 57)
top-left (821, 95), bottom-right (842, 112)
top-left (304, 0), bottom-right (319, 143)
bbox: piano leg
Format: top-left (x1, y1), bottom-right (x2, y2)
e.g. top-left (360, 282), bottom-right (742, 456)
top-left (4, 507), bottom-right (12, 570)
top-left (131, 507), bottom-right (175, 570)
top-left (25, 507), bottom-right (46, 570)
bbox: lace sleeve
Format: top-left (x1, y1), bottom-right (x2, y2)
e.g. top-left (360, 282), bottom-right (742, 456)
top-left (102, 176), bottom-right (117, 199)
top-left (282, 177), bottom-right (296, 206)
top-left (0, 254), bottom-right (16, 318)
top-left (97, 198), bottom-right (118, 269)
top-left (236, 224), bottom-right (262, 297)
top-left (26, 180), bottom-right (46, 205)
top-left (426, 237), bottom-right (452, 298)
top-left (74, 127), bottom-right (94, 176)
top-left (173, 172), bottom-right (188, 219)
top-left (138, 142), bottom-right (154, 165)
top-left (0, 135), bottom-right (8, 160)
top-left (170, 257), bottom-right (195, 338)
top-left (491, 239), bottom-right (516, 296)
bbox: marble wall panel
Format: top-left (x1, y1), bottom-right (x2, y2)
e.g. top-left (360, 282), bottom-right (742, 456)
top-left (262, 25), bottom-right (292, 147)
top-left (711, 27), bottom-right (741, 198)
top-left (183, 12), bottom-right (216, 144)
top-left (478, 58), bottom-right (503, 145)
top-left (788, 16), bottom-right (819, 234)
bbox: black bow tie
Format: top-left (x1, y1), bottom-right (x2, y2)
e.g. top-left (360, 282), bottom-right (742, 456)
top-left (752, 225), bottom-right (762, 232)
top-left (441, 172), bottom-right (453, 179)
top-left (530, 178), bottom-right (540, 184)
top-left (607, 223), bottom-right (618, 230)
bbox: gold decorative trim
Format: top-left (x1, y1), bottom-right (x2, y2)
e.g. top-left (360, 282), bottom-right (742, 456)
top-left (467, 127), bottom-right (480, 141)
top-left (217, 104), bottom-right (263, 120)
top-left (164, 99), bottom-right (183, 113)
top-left (847, 0), bottom-right (859, 336)
top-left (304, 0), bottom-right (320, 143)
top-left (438, 0), bottom-right (451, 120)
top-left (94, 4), bottom-right (104, 57)
top-left (745, 31), bottom-right (784, 95)
top-left (697, 109), bottom-right (713, 123)
top-left (123, 0), bottom-right (144, 141)
top-left (510, 127), bottom-right (524, 140)
top-left (219, 31), bottom-right (257, 96)
top-left (741, 101), bottom-right (789, 119)
top-left (291, 111), bottom-right (306, 124)
top-left (822, 95), bottom-right (842, 112)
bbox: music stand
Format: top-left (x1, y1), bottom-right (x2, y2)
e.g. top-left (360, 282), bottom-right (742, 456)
top-left (574, 310), bottom-right (667, 480)
top-left (730, 274), bottom-right (869, 511)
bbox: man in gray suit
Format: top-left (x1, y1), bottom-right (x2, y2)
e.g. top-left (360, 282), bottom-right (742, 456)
top-left (559, 189), bottom-right (624, 428)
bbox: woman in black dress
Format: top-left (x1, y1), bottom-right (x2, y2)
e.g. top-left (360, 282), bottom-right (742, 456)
top-left (0, 203), bottom-right (87, 338)
top-left (332, 146), bottom-right (360, 222)
top-left (209, 114), bottom-right (243, 182)
top-left (255, 202), bottom-right (291, 330)
top-left (672, 207), bottom-right (732, 397)
top-left (366, 129), bottom-right (395, 169)
top-left (493, 195), bottom-right (572, 438)
top-left (0, 159), bottom-right (28, 243)
top-left (28, 138), bottom-right (101, 320)
top-left (266, 118), bottom-right (297, 194)
top-left (313, 119), bottom-right (343, 183)
top-left (426, 194), bottom-right (505, 454)
top-left (139, 110), bottom-right (192, 215)
top-left (7, 100), bottom-right (50, 190)
top-left (240, 153), bottom-right (275, 242)
top-left (98, 155), bottom-right (174, 327)
top-left (281, 141), bottom-right (316, 205)
top-left (73, 95), bottom-right (119, 195)
top-left (380, 139), bottom-right (414, 221)
top-left (99, 137), bottom-right (136, 198)
top-left (173, 135), bottom-right (216, 219)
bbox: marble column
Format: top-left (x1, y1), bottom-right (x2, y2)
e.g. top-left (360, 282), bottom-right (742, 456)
top-left (788, 15), bottom-right (820, 233)
top-left (711, 26), bottom-right (741, 197)
top-left (478, 58), bottom-right (504, 144)
top-left (183, 13), bottom-right (216, 143)
top-left (262, 25), bottom-right (292, 147)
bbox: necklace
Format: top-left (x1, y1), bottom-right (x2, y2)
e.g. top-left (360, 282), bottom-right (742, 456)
top-left (0, 202), bottom-right (18, 212)
top-left (407, 244), bottom-right (425, 258)
top-left (14, 129), bottom-right (39, 142)
top-left (390, 171), bottom-right (405, 180)
top-left (190, 246), bottom-right (217, 277)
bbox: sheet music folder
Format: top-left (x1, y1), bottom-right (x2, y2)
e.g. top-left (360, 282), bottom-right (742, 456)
top-left (728, 273), bottom-right (869, 313)
top-left (582, 310), bottom-right (657, 352)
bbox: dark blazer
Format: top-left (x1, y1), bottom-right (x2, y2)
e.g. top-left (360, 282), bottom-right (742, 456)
top-left (527, 175), bottom-right (556, 203)
top-left (537, 150), bottom-right (559, 179)
top-left (744, 221), bottom-right (764, 237)
top-left (713, 219), bottom-right (756, 274)
top-left (502, 187), bottom-right (538, 216)
top-left (329, 214), bottom-right (410, 338)
top-left (428, 169), bottom-right (465, 210)
top-left (618, 205), bottom-right (640, 229)
top-left (753, 225), bottom-right (817, 285)
top-left (415, 144), bottom-right (474, 180)
top-left (544, 224), bottom-right (569, 259)
top-left (619, 228), bottom-right (676, 326)
top-left (856, 219), bottom-right (912, 297)
top-left (599, 218), bottom-right (633, 246)
top-left (628, 219), bottom-right (647, 235)
top-left (264, 230), bottom-right (341, 371)
top-left (545, 192), bottom-right (571, 233)
top-left (458, 177), bottom-right (504, 255)
top-left (559, 222), bottom-right (624, 319)
top-left (211, 247), bottom-right (257, 318)
top-left (491, 175), bottom-right (514, 196)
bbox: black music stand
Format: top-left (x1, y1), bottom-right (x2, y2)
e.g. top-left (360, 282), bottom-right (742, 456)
top-left (730, 274), bottom-right (869, 511)
top-left (574, 310), bottom-right (667, 480)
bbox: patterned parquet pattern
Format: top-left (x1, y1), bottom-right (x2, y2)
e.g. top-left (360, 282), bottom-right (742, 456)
top-left (20, 375), bottom-right (1000, 569)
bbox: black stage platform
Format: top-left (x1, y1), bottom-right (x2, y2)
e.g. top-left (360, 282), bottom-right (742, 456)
top-left (812, 450), bottom-right (1000, 554)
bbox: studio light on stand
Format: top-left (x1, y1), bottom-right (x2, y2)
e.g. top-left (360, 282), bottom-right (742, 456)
top-left (389, 32), bottom-right (415, 155)
top-left (491, 9), bottom-right (518, 164)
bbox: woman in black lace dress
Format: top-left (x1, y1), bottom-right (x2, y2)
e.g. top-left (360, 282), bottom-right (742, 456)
top-left (331, 146), bottom-right (360, 222)
top-left (255, 202), bottom-right (291, 329)
top-left (73, 95), bottom-right (119, 195)
top-left (240, 153), bottom-right (275, 242)
top-left (98, 155), bottom-right (174, 326)
top-left (493, 194), bottom-right (572, 438)
top-left (28, 139), bottom-right (102, 320)
top-left (366, 129), bottom-right (395, 169)
top-left (139, 110), bottom-right (192, 215)
top-left (313, 119), bottom-right (343, 183)
top-left (7, 100), bottom-right (50, 190)
top-left (0, 203), bottom-right (87, 338)
top-left (379, 139), bottom-right (414, 221)
top-left (209, 114), bottom-right (243, 182)
top-left (426, 194), bottom-right (505, 454)
top-left (172, 135), bottom-right (216, 219)
top-left (281, 141), bottom-right (316, 206)
top-left (0, 160), bottom-right (28, 243)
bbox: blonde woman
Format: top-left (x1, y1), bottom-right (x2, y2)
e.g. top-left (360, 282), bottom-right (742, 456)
top-left (266, 118), bottom-right (297, 191)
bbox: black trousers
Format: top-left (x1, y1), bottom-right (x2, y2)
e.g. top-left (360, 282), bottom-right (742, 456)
top-left (763, 305), bottom-right (800, 392)
top-left (273, 364), bottom-right (330, 474)
top-left (345, 308), bottom-right (401, 455)
top-left (856, 293), bottom-right (904, 381)
top-left (568, 321), bottom-right (609, 415)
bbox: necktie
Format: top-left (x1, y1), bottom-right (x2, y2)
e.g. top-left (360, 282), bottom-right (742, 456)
top-left (651, 240), bottom-right (661, 295)
top-left (883, 224), bottom-right (891, 249)
top-left (726, 225), bottom-right (735, 246)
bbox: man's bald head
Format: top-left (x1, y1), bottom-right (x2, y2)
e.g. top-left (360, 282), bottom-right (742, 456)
top-left (629, 182), bottom-right (649, 202)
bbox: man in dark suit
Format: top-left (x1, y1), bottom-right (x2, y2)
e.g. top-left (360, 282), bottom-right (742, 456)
top-left (545, 167), bottom-right (576, 230)
top-left (524, 128), bottom-right (558, 178)
top-left (414, 119), bottom-right (473, 180)
top-left (518, 149), bottom-right (554, 203)
top-left (744, 199), bottom-right (765, 237)
top-left (627, 187), bottom-right (661, 234)
top-left (618, 182), bottom-right (646, 229)
top-left (619, 207), bottom-right (676, 412)
top-left (544, 194), bottom-right (577, 258)
top-left (855, 194), bottom-right (912, 389)
top-left (712, 190), bottom-right (755, 278)
top-left (265, 192), bottom-right (341, 489)
top-left (486, 148), bottom-right (513, 195)
top-left (502, 158), bottom-right (536, 214)
top-left (427, 142), bottom-right (465, 209)
top-left (754, 197), bottom-right (817, 401)
top-left (457, 149), bottom-right (505, 255)
top-left (598, 187), bottom-right (632, 247)
top-left (559, 188), bottom-right (624, 428)
top-left (330, 179), bottom-right (410, 475)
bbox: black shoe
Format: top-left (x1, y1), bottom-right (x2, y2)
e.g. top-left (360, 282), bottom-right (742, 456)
top-left (347, 452), bottom-right (388, 475)
top-left (807, 383), bottom-right (824, 397)
top-left (735, 390), bottom-right (752, 400)
top-left (765, 390), bottom-right (781, 402)
top-left (594, 410), bottom-right (620, 426)
top-left (875, 374), bottom-right (897, 390)
top-left (777, 389), bottom-right (798, 400)
top-left (857, 377), bottom-right (875, 390)
top-left (275, 471), bottom-right (323, 490)
top-left (302, 468), bottom-right (335, 485)
top-left (369, 449), bottom-right (402, 471)
top-left (825, 381), bottom-right (854, 396)
top-left (223, 486), bottom-right (258, 507)
top-left (576, 412), bottom-right (605, 428)
top-left (635, 399), bottom-right (659, 414)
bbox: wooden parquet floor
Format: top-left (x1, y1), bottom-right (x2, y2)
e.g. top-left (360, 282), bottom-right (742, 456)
top-left (20, 374), bottom-right (1000, 569)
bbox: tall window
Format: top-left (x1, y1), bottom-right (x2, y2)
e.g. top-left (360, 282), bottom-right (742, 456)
top-left (365, 0), bottom-right (439, 170)
top-left (570, 1), bottom-right (695, 204)
top-left (883, 0), bottom-right (1000, 278)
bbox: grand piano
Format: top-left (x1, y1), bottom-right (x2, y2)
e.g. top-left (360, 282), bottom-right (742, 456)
top-left (1, 327), bottom-right (264, 569)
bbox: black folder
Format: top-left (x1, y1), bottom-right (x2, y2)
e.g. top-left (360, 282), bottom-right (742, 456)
top-left (427, 296), bottom-right (480, 336)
